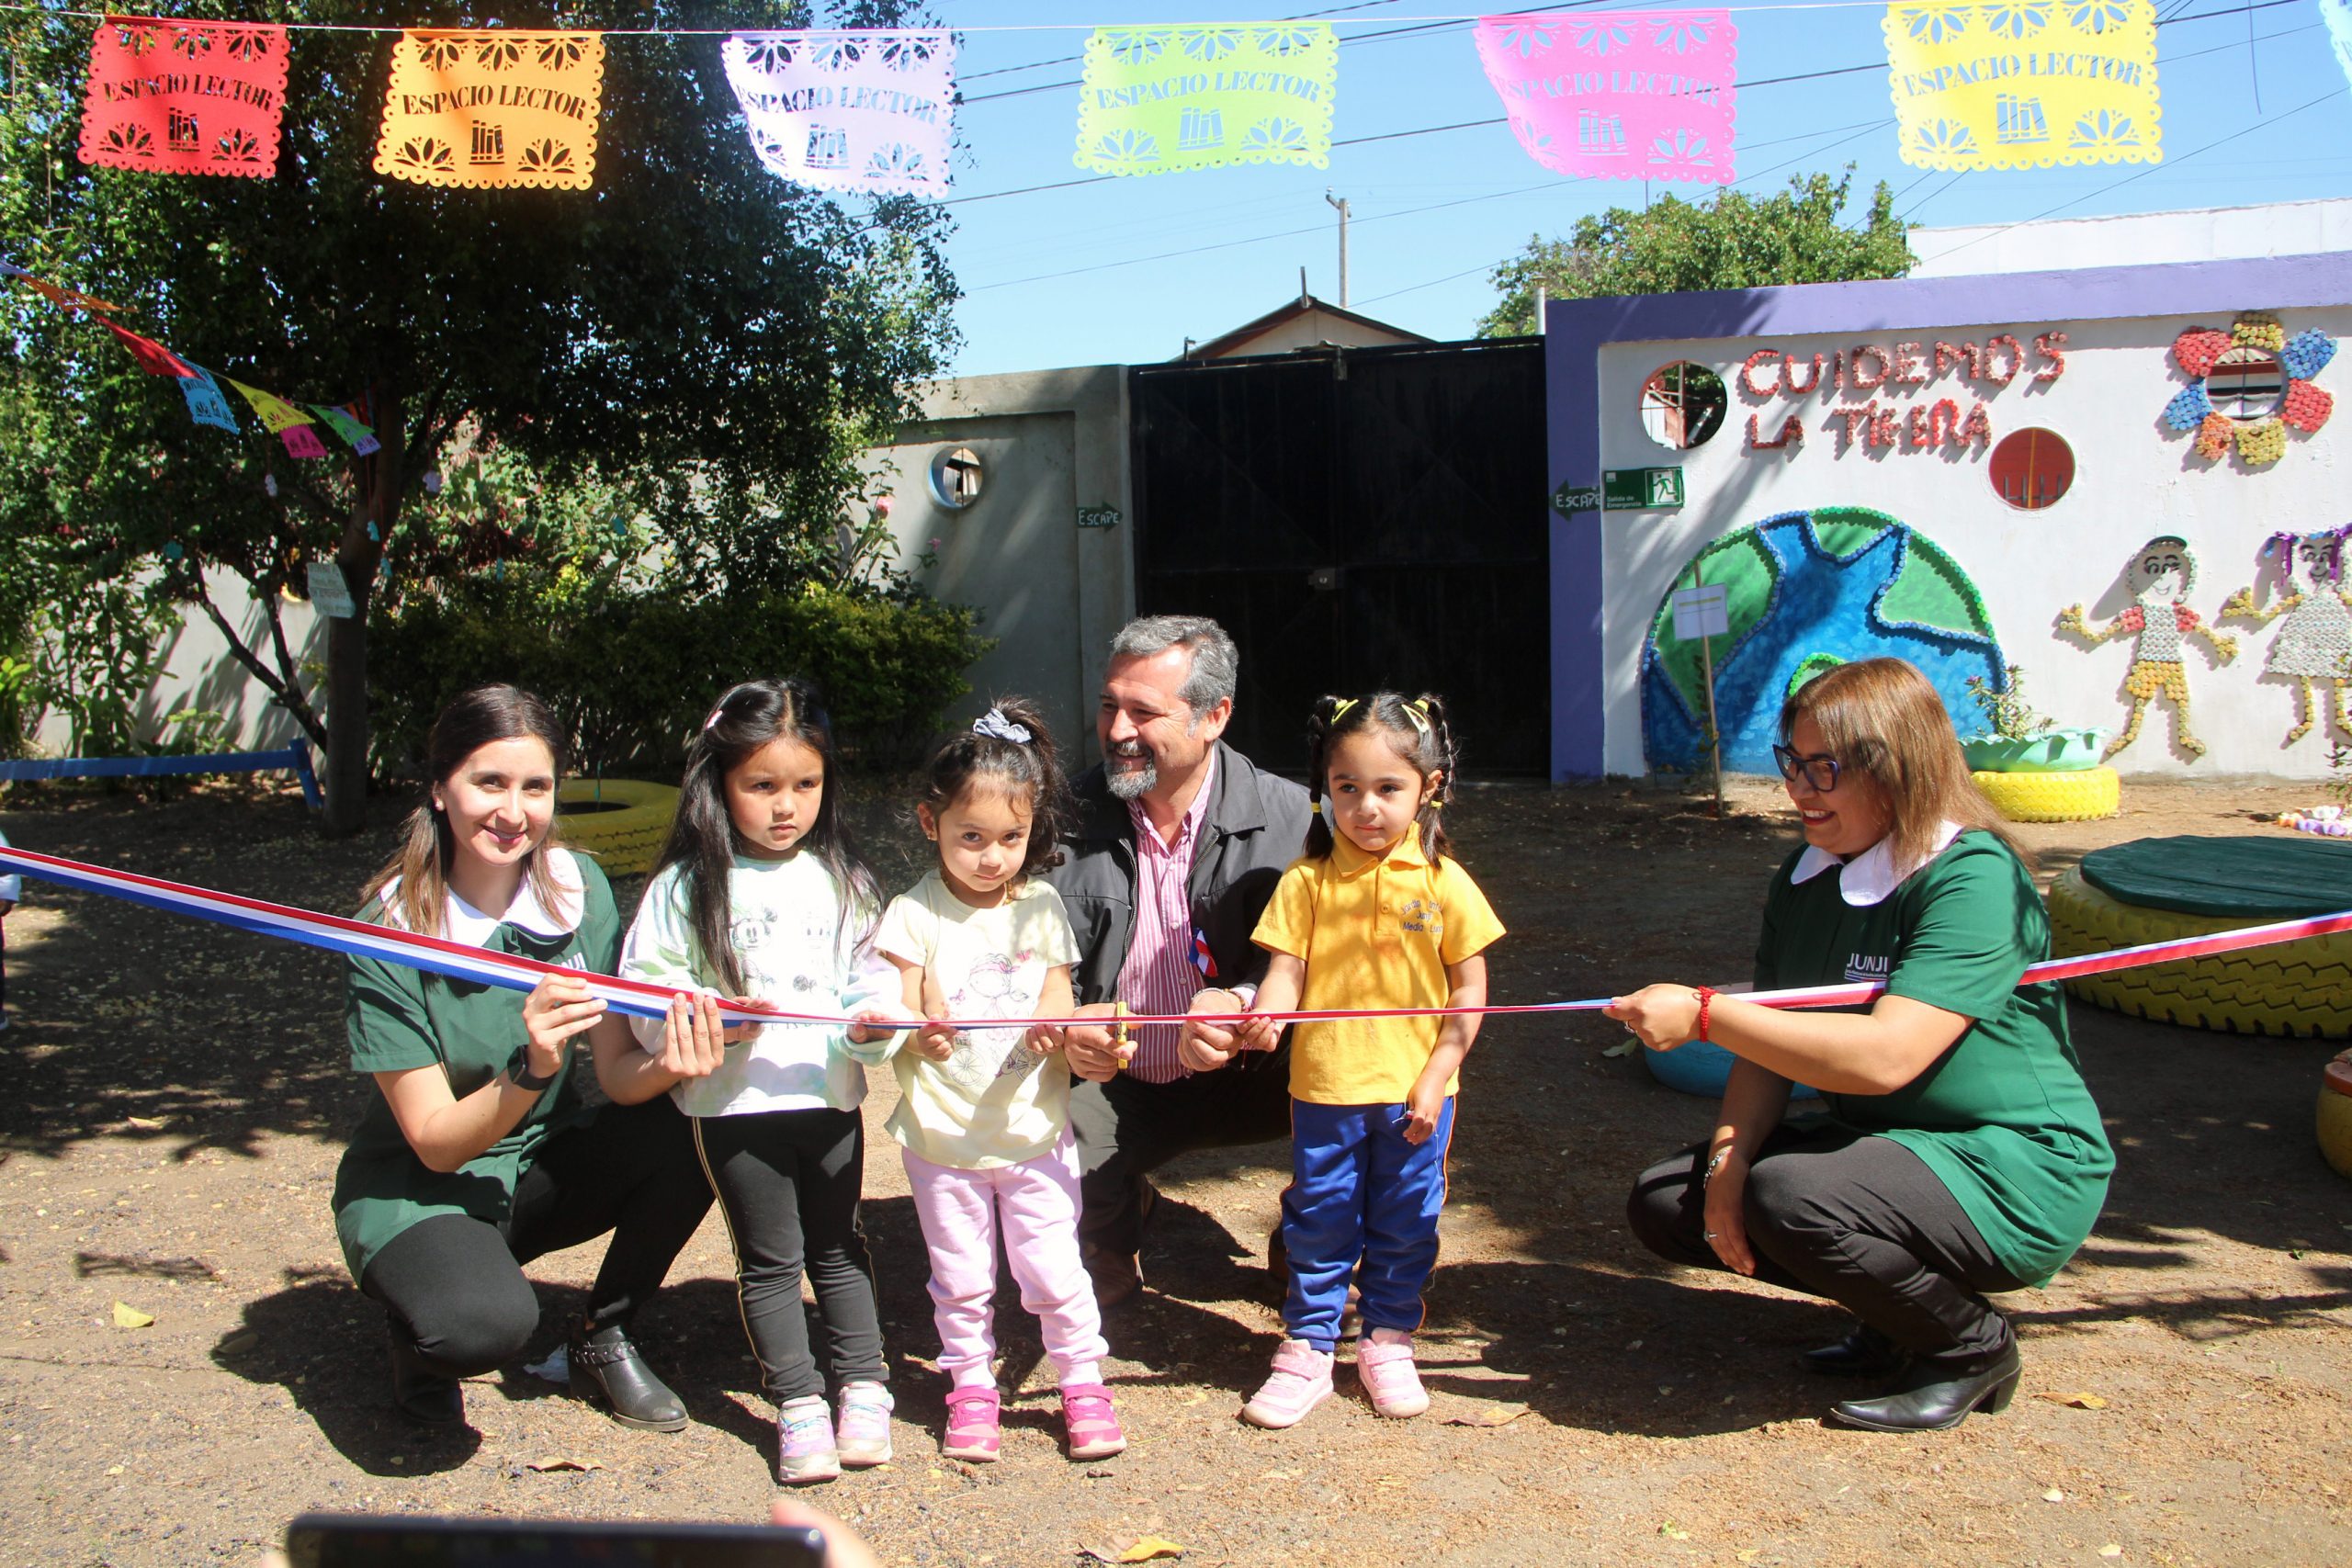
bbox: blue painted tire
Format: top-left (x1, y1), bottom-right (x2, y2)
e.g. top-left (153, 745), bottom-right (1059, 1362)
top-left (1643, 1038), bottom-right (1820, 1100)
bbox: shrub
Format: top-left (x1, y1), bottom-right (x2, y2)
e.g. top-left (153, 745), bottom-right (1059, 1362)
top-left (369, 575), bottom-right (991, 782)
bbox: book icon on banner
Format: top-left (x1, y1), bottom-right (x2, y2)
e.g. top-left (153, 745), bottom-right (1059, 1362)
top-left (1178, 107), bottom-right (1225, 151)
top-left (1995, 96), bottom-right (2048, 144)
top-left (1577, 112), bottom-right (1627, 155)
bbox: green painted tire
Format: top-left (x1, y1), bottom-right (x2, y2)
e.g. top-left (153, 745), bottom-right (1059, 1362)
top-left (557, 779), bottom-right (678, 877)
top-left (1973, 766), bottom-right (2120, 823)
top-left (2047, 867), bottom-right (2352, 1038)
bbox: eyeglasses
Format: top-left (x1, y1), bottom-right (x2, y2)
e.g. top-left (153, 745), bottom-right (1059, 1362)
top-left (1770, 743), bottom-right (1841, 793)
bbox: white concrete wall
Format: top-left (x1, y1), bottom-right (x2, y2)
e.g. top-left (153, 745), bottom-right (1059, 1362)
top-left (29, 566), bottom-right (321, 756)
top-left (1914, 199), bottom-right (2352, 276)
top-left (1597, 306), bottom-right (2352, 780)
top-left (865, 366), bottom-right (1135, 745)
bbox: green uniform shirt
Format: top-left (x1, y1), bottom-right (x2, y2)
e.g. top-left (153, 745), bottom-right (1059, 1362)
top-left (330, 852), bottom-right (617, 1284)
top-left (1758, 829), bottom-right (2113, 1286)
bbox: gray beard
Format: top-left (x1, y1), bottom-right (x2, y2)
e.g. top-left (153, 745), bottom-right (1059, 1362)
top-left (1104, 759), bottom-right (1158, 801)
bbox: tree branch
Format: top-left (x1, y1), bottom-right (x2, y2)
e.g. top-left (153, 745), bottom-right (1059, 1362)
top-left (193, 579), bottom-right (326, 750)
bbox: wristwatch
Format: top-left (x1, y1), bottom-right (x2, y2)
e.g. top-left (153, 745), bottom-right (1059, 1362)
top-left (507, 1046), bottom-right (561, 1093)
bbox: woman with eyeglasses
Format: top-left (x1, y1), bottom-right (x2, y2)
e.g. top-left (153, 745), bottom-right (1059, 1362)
top-left (1608, 659), bottom-right (2111, 1432)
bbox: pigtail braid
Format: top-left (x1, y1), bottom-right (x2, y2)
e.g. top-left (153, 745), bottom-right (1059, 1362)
top-left (1412, 691), bottom-right (1459, 863)
top-left (1302, 694), bottom-right (1343, 860)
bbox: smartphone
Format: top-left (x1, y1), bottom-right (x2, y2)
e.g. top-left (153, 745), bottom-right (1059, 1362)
top-left (284, 1513), bottom-right (828, 1567)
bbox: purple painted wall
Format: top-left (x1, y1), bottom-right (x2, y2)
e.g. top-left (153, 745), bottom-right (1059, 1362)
top-left (1543, 252), bottom-right (2350, 780)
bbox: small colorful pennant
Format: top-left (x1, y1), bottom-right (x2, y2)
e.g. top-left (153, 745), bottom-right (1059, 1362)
top-left (722, 31), bottom-right (956, 197)
top-left (226, 378), bottom-right (314, 434)
top-left (1074, 24), bottom-right (1338, 175)
top-left (281, 423), bottom-right (329, 459)
top-left (78, 16), bottom-right (290, 178)
top-left (5, 258), bottom-right (122, 315)
top-left (179, 366), bottom-right (240, 432)
top-left (1884, 0), bottom-right (2160, 171)
top-left (1474, 12), bottom-right (1737, 183)
top-left (103, 320), bottom-right (194, 377)
top-left (374, 30), bottom-right (605, 190)
top-left (310, 402), bottom-right (382, 457)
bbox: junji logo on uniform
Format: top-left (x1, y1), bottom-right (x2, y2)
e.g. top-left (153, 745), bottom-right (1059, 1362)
top-left (1400, 898), bottom-right (1441, 936)
top-left (1845, 953), bottom-right (1891, 984)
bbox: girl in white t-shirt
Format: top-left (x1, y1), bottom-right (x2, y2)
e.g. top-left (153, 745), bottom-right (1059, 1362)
top-left (855, 697), bottom-right (1123, 1466)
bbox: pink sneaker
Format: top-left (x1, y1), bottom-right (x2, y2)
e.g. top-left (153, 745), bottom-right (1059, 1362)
top-left (775, 1395), bottom-right (842, 1484)
top-left (834, 1381), bottom-right (893, 1467)
top-left (1356, 1332), bottom-right (1429, 1418)
top-left (1059, 1382), bottom-right (1127, 1461)
top-left (1240, 1339), bottom-right (1334, 1429)
top-left (941, 1387), bottom-right (1001, 1462)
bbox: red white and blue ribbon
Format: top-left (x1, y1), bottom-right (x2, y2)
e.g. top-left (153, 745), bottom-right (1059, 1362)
top-left (3, 844), bottom-right (2349, 1031)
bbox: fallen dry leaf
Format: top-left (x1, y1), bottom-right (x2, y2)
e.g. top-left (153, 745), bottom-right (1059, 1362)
top-left (2037, 1392), bottom-right (2109, 1410)
top-left (1180, 1389), bottom-right (1209, 1406)
top-left (2041, 1488), bottom-right (2065, 1504)
top-left (526, 1456), bottom-right (604, 1472)
top-left (1079, 1536), bottom-right (1186, 1562)
top-left (110, 1302), bottom-right (154, 1329)
top-left (219, 1331), bottom-right (258, 1354)
top-left (2098, 1548), bottom-right (2123, 1559)
top-left (1439, 1403), bottom-right (1530, 1427)
top-left (124, 1116), bottom-right (167, 1131)
top-left (1600, 1040), bottom-right (1640, 1058)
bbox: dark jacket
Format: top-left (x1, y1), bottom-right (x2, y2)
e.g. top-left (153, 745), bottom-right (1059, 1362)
top-left (1046, 741), bottom-right (1314, 1008)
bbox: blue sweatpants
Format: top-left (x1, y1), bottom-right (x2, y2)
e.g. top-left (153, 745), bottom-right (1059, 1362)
top-left (1281, 1098), bottom-right (1455, 1353)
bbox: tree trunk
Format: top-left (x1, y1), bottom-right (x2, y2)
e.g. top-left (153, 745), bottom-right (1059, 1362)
top-left (321, 381), bottom-right (399, 838)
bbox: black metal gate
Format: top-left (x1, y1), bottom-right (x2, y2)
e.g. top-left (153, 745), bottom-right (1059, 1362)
top-left (1128, 338), bottom-right (1549, 776)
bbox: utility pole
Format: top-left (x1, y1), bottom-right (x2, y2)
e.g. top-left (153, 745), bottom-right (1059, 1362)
top-left (1324, 188), bottom-right (1350, 307)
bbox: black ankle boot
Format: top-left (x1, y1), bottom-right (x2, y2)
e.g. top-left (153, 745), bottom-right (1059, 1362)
top-left (1798, 1323), bottom-right (1909, 1379)
top-left (1829, 1338), bottom-right (2022, 1433)
top-left (387, 1323), bottom-right (465, 1427)
top-left (569, 1319), bottom-right (688, 1432)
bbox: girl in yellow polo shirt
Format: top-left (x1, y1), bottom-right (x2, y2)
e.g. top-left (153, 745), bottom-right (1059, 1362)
top-left (1231, 692), bottom-right (1504, 1429)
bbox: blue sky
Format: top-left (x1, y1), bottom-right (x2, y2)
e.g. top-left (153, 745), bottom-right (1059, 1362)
top-left (927, 1), bottom-right (2351, 376)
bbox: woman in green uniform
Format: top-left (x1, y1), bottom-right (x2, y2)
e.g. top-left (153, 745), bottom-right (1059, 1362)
top-left (1611, 658), bottom-right (2112, 1432)
top-left (334, 685), bottom-right (718, 1429)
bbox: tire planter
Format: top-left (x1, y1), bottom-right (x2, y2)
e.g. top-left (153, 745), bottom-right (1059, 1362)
top-left (2320, 1053), bottom-right (2352, 1180)
top-left (1973, 765), bottom-right (2120, 823)
top-left (2047, 866), bottom-right (2352, 1039)
top-left (1961, 728), bottom-right (2109, 773)
top-left (1644, 1038), bottom-right (1820, 1101)
top-left (557, 779), bottom-right (678, 877)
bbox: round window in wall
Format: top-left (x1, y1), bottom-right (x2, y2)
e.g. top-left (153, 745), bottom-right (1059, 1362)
top-left (1987, 427), bottom-right (2075, 511)
top-left (928, 446), bottom-right (985, 510)
top-left (2208, 344), bottom-right (2286, 422)
top-left (1639, 362), bottom-right (1728, 450)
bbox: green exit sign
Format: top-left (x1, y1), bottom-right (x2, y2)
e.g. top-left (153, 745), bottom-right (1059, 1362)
top-left (1603, 467), bottom-right (1685, 511)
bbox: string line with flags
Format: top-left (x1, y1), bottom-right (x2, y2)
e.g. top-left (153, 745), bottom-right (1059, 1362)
top-left (4, 843), bottom-right (2346, 1033)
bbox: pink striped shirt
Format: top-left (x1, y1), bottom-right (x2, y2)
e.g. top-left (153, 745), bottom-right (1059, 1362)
top-left (1118, 750), bottom-right (1216, 1083)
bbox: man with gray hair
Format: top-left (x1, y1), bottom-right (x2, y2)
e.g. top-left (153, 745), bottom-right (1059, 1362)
top-left (1041, 615), bottom-right (1313, 1308)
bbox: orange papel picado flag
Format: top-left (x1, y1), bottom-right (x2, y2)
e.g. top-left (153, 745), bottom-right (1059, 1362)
top-left (374, 30), bottom-right (605, 190)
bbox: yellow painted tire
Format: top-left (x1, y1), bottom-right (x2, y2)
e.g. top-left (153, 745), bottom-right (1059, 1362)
top-left (1973, 766), bottom-right (2120, 824)
top-left (2047, 867), bottom-right (2352, 1038)
top-left (557, 779), bottom-right (678, 877)
top-left (2320, 1055), bottom-right (2352, 1179)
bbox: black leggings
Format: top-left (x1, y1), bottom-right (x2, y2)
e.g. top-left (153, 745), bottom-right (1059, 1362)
top-left (1627, 1122), bottom-right (2026, 1360)
top-left (363, 1094), bottom-right (713, 1378)
top-left (693, 1106), bottom-right (888, 1404)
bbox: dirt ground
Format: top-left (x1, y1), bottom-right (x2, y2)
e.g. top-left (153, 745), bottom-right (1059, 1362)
top-left (1, 773), bottom-right (2347, 1568)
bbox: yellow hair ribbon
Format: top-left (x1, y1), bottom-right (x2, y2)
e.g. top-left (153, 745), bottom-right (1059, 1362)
top-left (1401, 698), bottom-right (1432, 736)
top-left (1330, 697), bottom-right (1358, 722)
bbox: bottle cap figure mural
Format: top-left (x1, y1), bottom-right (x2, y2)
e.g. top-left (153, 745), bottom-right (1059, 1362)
top-left (2221, 528), bottom-right (2352, 745)
top-left (2057, 536), bottom-right (2238, 761)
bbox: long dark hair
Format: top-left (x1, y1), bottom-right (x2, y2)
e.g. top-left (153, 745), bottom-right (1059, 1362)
top-left (915, 696), bottom-right (1071, 881)
top-left (651, 676), bottom-right (879, 997)
top-left (1303, 691), bottom-right (1460, 863)
top-left (362, 683), bottom-right (574, 939)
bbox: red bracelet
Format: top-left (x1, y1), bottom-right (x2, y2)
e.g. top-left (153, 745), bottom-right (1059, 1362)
top-left (1695, 987), bottom-right (1716, 1043)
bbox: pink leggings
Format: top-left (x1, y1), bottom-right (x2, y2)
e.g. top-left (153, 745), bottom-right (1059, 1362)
top-left (902, 1134), bottom-right (1108, 1390)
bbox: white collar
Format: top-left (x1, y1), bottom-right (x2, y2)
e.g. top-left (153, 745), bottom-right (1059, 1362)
top-left (383, 846), bottom-right (584, 946)
top-left (1789, 820), bottom-right (1963, 907)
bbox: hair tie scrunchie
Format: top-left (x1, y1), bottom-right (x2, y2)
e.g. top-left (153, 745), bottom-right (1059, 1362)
top-left (702, 705), bottom-right (727, 733)
top-left (973, 706), bottom-right (1032, 745)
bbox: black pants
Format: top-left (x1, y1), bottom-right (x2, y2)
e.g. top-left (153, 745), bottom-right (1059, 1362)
top-left (363, 1094), bottom-right (713, 1378)
top-left (1068, 1043), bottom-right (1295, 1266)
top-left (692, 1106), bottom-right (887, 1404)
top-left (1626, 1122), bottom-right (2025, 1360)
